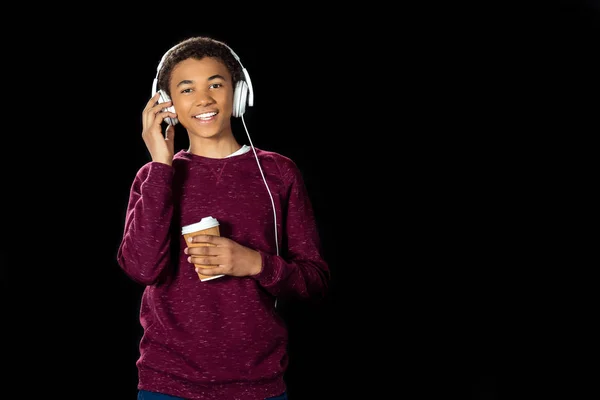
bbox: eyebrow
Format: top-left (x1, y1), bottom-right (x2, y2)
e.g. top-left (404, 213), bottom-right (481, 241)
top-left (176, 75), bottom-right (226, 88)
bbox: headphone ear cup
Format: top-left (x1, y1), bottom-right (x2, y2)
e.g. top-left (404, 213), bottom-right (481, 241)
top-left (158, 89), bottom-right (179, 125)
top-left (233, 80), bottom-right (248, 118)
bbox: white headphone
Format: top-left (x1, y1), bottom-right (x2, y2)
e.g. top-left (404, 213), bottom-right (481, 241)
top-left (151, 42), bottom-right (255, 124)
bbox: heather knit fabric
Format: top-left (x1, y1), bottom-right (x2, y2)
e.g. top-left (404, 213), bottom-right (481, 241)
top-left (117, 148), bottom-right (329, 400)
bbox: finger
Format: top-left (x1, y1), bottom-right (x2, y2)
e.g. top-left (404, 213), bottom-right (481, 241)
top-left (151, 102), bottom-right (173, 117)
top-left (188, 234), bottom-right (220, 244)
top-left (189, 256), bottom-right (222, 266)
top-left (185, 246), bottom-right (215, 256)
top-left (142, 101), bottom-right (172, 127)
top-left (196, 266), bottom-right (224, 276)
top-left (144, 97), bottom-right (172, 119)
top-left (155, 110), bottom-right (177, 126)
top-left (143, 92), bottom-right (162, 111)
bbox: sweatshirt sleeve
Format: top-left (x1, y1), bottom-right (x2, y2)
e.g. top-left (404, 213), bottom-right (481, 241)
top-left (117, 162), bottom-right (175, 285)
top-left (252, 161), bottom-right (330, 301)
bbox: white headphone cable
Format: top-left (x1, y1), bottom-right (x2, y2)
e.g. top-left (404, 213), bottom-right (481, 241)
top-left (241, 115), bottom-right (280, 309)
top-left (241, 114), bottom-right (279, 257)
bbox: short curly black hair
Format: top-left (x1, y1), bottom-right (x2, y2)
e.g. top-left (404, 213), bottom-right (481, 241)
top-left (156, 36), bottom-right (243, 98)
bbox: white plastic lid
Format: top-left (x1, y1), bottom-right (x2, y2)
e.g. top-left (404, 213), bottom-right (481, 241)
top-left (181, 216), bottom-right (219, 234)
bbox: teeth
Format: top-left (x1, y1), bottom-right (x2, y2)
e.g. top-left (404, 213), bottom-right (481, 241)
top-left (195, 112), bottom-right (217, 119)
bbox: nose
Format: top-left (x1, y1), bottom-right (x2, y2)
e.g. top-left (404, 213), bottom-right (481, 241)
top-left (195, 90), bottom-right (215, 106)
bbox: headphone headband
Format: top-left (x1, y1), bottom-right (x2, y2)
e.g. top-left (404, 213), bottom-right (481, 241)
top-left (152, 40), bottom-right (254, 109)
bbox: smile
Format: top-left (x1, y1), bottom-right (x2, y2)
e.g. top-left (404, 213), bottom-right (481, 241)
top-left (194, 112), bottom-right (217, 121)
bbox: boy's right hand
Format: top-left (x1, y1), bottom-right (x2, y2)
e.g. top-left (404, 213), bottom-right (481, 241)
top-left (141, 92), bottom-right (178, 166)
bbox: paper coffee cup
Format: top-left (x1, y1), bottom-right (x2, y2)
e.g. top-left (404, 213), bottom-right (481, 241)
top-left (181, 216), bottom-right (224, 281)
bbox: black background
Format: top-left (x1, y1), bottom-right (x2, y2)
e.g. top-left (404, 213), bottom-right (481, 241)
top-left (3, 2), bottom-right (599, 399)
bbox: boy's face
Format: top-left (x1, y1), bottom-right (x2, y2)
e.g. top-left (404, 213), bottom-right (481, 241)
top-left (169, 57), bottom-right (234, 139)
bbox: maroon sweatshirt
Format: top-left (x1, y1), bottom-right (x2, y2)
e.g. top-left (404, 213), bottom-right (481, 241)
top-left (117, 148), bottom-right (330, 400)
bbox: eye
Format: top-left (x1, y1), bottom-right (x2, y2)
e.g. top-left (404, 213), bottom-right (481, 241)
top-left (181, 88), bottom-right (193, 94)
top-left (209, 83), bottom-right (223, 89)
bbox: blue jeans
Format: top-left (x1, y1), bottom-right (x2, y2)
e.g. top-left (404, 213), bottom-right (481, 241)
top-left (138, 390), bottom-right (288, 400)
